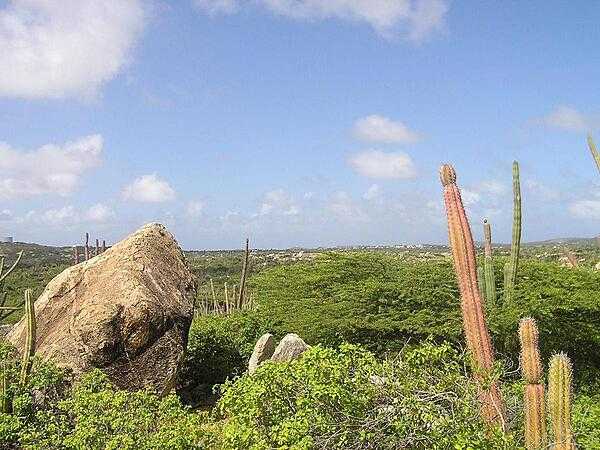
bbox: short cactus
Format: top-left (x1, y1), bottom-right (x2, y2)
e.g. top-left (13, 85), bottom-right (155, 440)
top-left (19, 289), bottom-right (36, 387)
top-left (482, 219), bottom-right (496, 307)
top-left (548, 353), bottom-right (576, 449)
top-left (439, 164), bottom-right (506, 430)
top-left (519, 318), bottom-right (546, 449)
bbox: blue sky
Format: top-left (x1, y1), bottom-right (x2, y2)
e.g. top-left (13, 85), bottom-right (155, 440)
top-left (0, 0), bottom-right (599, 249)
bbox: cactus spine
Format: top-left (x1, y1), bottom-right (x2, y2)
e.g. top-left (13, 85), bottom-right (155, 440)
top-left (439, 164), bottom-right (506, 430)
top-left (19, 289), bottom-right (36, 386)
top-left (587, 134), bottom-right (600, 174)
top-left (548, 353), bottom-right (575, 449)
top-left (504, 161), bottom-right (521, 303)
top-left (519, 318), bottom-right (546, 449)
top-left (482, 220), bottom-right (497, 307)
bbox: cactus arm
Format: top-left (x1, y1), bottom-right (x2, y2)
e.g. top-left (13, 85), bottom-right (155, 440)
top-left (587, 134), bottom-right (600, 174)
top-left (19, 289), bottom-right (36, 386)
top-left (0, 251), bottom-right (23, 284)
top-left (439, 164), bottom-right (506, 430)
top-left (519, 318), bottom-right (547, 449)
top-left (548, 353), bottom-right (576, 450)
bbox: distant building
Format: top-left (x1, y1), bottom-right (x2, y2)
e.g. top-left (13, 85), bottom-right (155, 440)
top-left (0, 237), bottom-right (13, 243)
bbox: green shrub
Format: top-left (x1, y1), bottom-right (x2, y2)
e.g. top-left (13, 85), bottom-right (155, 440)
top-left (573, 393), bottom-right (600, 449)
top-left (251, 253), bottom-right (600, 380)
top-left (217, 342), bottom-right (518, 449)
top-left (178, 310), bottom-right (270, 405)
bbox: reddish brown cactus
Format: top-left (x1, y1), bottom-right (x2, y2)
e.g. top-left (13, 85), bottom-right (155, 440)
top-left (440, 164), bottom-right (506, 430)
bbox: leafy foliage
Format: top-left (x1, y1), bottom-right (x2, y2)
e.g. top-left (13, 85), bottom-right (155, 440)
top-left (251, 253), bottom-right (600, 379)
top-left (217, 342), bottom-right (517, 449)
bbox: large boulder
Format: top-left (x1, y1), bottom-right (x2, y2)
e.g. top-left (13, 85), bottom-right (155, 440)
top-left (7, 223), bottom-right (196, 393)
top-left (248, 333), bottom-right (275, 374)
top-left (270, 333), bottom-right (309, 363)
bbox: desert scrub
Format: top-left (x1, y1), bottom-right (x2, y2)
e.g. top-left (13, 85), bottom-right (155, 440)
top-left (178, 310), bottom-right (271, 406)
top-left (251, 252), bottom-right (600, 380)
top-left (16, 369), bottom-right (218, 450)
top-left (216, 342), bottom-right (517, 449)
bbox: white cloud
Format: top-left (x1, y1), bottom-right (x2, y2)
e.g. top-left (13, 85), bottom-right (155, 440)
top-left (186, 200), bottom-right (205, 218)
top-left (526, 180), bottom-right (559, 201)
top-left (348, 150), bottom-right (416, 179)
top-left (327, 191), bottom-right (368, 221)
top-left (195, 0), bottom-right (448, 40)
top-left (122, 174), bottom-right (176, 203)
top-left (540, 106), bottom-right (598, 132)
top-left (259, 189), bottom-right (300, 216)
top-left (0, 0), bottom-right (146, 99)
top-left (460, 188), bottom-right (480, 207)
top-left (354, 115), bottom-right (421, 144)
top-left (0, 210), bottom-right (13, 221)
top-left (479, 180), bottom-right (507, 196)
top-left (363, 184), bottom-right (381, 200)
top-left (40, 206), bottom-right (79, 226)
top-left (569, 199), bottom-right (600, 220)
top-left (193, 0), bottom-right (239, 15)
top-left (0, 134), bottom-right (103, 199)
top-left (85, 203), bottom-right (115, 223)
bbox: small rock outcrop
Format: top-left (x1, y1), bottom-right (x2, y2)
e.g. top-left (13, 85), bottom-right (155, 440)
top-left (7, 223), bottom-right (195, 393)
top-left (248, 333), bottom-right (275, 374)
top-left (270, 333), bottom-right (309, 363)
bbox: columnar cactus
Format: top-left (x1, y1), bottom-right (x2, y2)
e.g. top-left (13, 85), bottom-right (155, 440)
top-left (504, 161), bottom-right (521, 303)
top-left (587, 134), bottom-right (600, 174)
top-left (548, 353), bottom-right (576, 449)
top-left (1, 363), bottom-right (8, 413)
top-left (519, 318), bottom-right (546, 449)
top-left (482, 219), bottom-right (497, 307)
top-left (439, 164), bottom-right (506, 430)
top-left (19, 289), bottom-right (36, 386)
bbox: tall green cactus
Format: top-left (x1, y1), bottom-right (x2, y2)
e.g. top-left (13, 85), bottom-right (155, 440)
top-left (1, 363), bottom-right (8, 414)
top-left (439, 164), bottom-right (506, 430)
top-left (482, 219), bottom-right (497, 307)
top-left (548, 353), bottom-right (576, 450)
top-left (504, 161), bottom-right (521, 303)
top-left (519, 318), bottom-right (546, 449)
top-left (587, 134), bottom-right (600, 174)
top-left (19, 289), bottom-right (36, 387)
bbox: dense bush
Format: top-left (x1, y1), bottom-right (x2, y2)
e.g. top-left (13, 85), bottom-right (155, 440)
top-left (178, 310), bottom-right (270, 406)
top-left (251, 253), bottom-right (600, 380)
top-left (217, 342), bottom-right (517, 449)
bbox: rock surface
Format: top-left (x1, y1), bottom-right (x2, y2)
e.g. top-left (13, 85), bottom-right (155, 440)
top-left (270, 333), bottom-right (309, 363)
top-left (248, 333), bottom-right (275, 374)
top-left (7, 223), bottom-right (196, 393)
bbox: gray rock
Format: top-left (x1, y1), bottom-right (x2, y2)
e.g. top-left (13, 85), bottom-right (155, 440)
top-left (248, 333), bottom-right (275, 374)
top-left (270, 333), bottom-right (309, 363)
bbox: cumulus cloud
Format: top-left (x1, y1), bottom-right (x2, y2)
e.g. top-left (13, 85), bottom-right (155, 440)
top-left (540, 106), bottom-right (600, 132)
top-left (363, 184), bottom-right (381, 200)
top-left (85, 203), bottom-right (115, 223)
top-left (259, 189), bottom-right (300, 216)
top-left (186, 200), bottom-right (205, 218)
top-left (122, 174), bottom-right (176, 203)
top-left (348, 150), bottom-right (416, 179)
top-left (569, 199), bottom-right (600, 220)
top-left (0, 134), bottom-right (103, 199)
top-left (195, 0), bottom-right (448, 41)
top-left (0, 0), bottom-right (146, 99)
top-left (354, 115), bottom-right (421, 144)
top-left (193, 0), bottom-right (239, 15)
